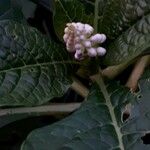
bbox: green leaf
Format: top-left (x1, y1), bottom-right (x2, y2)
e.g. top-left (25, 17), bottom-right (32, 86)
top-left (0, 0), bottom-right (24, 22)
top-left (96, 0), bottom-right (109, 16)
top-left (12, 0), bottom-right (37, 19)
top-left (0, 0), bottom-right (10, 16)
top-left (53, 0), bottom-right (94, 40)
top-left (100, 0), bottom-right (150, 39)
top-left (104, 13), bottom-right (150, 65)
top-left (101, 0), bottom-right (150, 66)
top-left (0, 20), bottom-right (73, 106)
top-left (21, 78), bottom-right (150, 150)
top-left (0, 0), bottom-right (38, 23)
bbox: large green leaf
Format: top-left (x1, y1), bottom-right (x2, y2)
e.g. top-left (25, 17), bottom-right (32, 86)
top-left (0, 0), bottom-right (39, 23)
top-left (0, 0), bottom-right (10, 16)
top-left (0, 20), bottom-right (73, 106)
top-left (0, 0), bottom-right (25, 22)
top-left (21, 78), bottom-right (150, 150)
top-left (100, 0), bottom-right (150, 39)
top-left (101, 0), bottom-right (150, 65)
top-left (104, 13), bottom-right (150, 65)
top-left (12, 0), bottom-right (37, 19)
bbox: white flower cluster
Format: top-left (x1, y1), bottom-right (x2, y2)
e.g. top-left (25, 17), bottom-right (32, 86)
top-left (63, 22), bottom-right (106, 60)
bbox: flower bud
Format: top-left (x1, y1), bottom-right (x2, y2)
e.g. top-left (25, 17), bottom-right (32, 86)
top-left (76, 22), bottom-right (84, 32)
top-left (83, 40), bottom-right (91, 48)
top-left (87, 48), bottom-right (97, 57)
top-left (96, 47), bottom-right (106, 56)
top-left (84, 24), bottom-right (94, 36)
top-left (79, 35), bottom-right (85, 40)
top-left (101, 34), bottom-right (107, 42)
top-left (75, 36), bottom-right (80, 42)
top-left (66, 41), bottom-right (75, 52)
top-left (71, 22), bottom-right (77, 28)
top-left (63, 34), bottom-right (68, 42)
top-left (68, 36), bottom-right (74, 42)
top-left (76, 31), bottom-right (80, 36)
top-left (74, 49), bottom-right (83, 60)
top-left (90, 34), bottom-right (106, 44)
top-left (64, 27), bottom-right (69, 33)
top-left (75, 44), bottom-right (82, 49)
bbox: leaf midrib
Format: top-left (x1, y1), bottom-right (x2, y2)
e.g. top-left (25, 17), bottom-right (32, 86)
top-left (0, 61), bottom-right (80, 74)
top-left (96, 70), bottom-right (125, 150)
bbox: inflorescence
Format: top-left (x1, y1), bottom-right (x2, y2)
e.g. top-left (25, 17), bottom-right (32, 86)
top-left (63, 22), bottom-right (107, 60)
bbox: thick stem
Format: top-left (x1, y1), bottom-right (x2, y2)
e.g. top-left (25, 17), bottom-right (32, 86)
top-left (102, 57), bottom-right (138, 79)
top-left (71, 77), bottom-right (89, 98)
top-left (126, 55), bottom-right (150, 92)
top-left (102, 62), bottom-right (130, 79)
top-left (0, 103), bottom-right (81, 116)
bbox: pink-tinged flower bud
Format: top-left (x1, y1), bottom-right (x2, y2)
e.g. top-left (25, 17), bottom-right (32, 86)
top-left (87, 48), bottom-right (97, 57)
top-left (90, 34), bottom-right (106, 44)
top-left (74, 49), bottom-right (83, 60)
top-left (101, 34), bottom-right (106, 42)
top-left (71, 22), bottom-right (77, 28)
top-left (75, 44), bottom-right (82, 49)
top-left (63, 34), bottom-right (68, 42)
top-left (68, 36), bottom-right (74, 42)
top-left (76, 22), bottom-right (82, 26)
top-left (67, 39), bottom-right (72, 44)
top-left (76, 31), bottom-right (80, 36)
top-left (66, 23), bottom-right (71, 27)
top-left (84, 24), bottom-right (94, 36)
top-left (79, 35), bottom-right (85, 40)
top-left (66, 43), bottom-right (72, 51)
top-left (66, 41), bottom-right (75, 52)
top-left (96, 47), bottom-right (106, 56)
top-left (75, 36), bottom-right (80, 42)
top-left (67, 47), bottom-right (75, 52)
top-left (76, 22), bottom-right (84, 32)
top-left (64, 27), bottom-right (69, 33)
top-left (83, 40), bottom-right (91, 48)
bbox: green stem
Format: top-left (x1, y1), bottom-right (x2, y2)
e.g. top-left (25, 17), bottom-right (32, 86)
top-left (91, 68), bottom-right (124, 150)
top-left (94, 0), bottom-right (100, 32)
